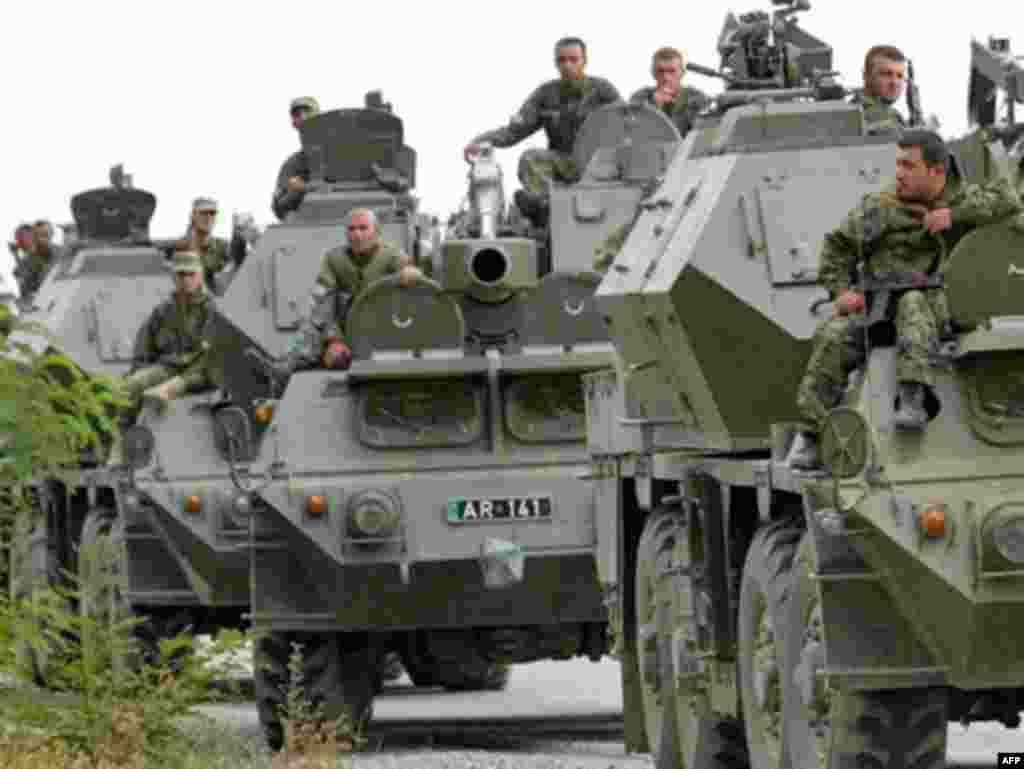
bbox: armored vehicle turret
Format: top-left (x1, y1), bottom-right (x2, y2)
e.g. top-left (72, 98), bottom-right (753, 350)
top-left (582, 3), bottom-right (1024, 768)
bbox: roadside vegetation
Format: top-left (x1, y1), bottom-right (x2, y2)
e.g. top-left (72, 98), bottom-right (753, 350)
top-left (0, 320), bottom-right (359, 768)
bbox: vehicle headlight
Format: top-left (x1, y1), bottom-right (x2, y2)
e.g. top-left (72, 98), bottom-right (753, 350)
top-left (347, 489), bottom-right (399, 539)
top-left (992, 517), bottom-right (1024, 564)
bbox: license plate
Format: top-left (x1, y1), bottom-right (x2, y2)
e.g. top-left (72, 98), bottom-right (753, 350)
top-left (446, 495), bottom-right (553, 524)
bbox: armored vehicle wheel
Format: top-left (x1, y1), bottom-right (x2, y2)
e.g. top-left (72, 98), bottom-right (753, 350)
top-left (255, 631), bottom-right (380, 752)
top-left (401, 631), bottom-right (510, 691)
top-left (669, 501), bottom-right (750, 769)
top-left (783, 532), bottom-right (949, 769)
top-left (78, 507), bottom-right (139, 676)
top-left (634, 510), bottom-right (684, 769)
top-left (738, 521), bottom-right (801, 769)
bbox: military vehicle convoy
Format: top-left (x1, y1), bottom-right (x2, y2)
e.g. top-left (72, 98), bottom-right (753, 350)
top-left (582, 4), bottom-right (1024, 768)
top-left (111, 89), bottom-right (689, 746)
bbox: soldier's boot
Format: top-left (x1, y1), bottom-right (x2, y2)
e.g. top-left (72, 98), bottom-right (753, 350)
top-left (893, 381), bottom-right (928, 430)
top-left (787, 431), bottom-right (822, 471)
top-left (513, 189), bottom-right (549, 229)
top-left (141, 376), bottom-right (187, 415)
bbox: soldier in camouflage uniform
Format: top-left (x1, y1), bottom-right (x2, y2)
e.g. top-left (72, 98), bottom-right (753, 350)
top-left (293, 208), bottom-right (422, 370)
top-left (463, 37), bottom-right (620, 227)
top-left (123, 251), bottom-right (215, 412)
top-left (853, 44), bottom-right (908, 135)
top-left (630, 47), bottom-right (708, 138)
top-left (175, 197), bottom-right (250, 295)
top-left (593, 47), bottom-right (708, 274)
top-left (789, 130), bottom-right (1022, 469)
top-left (15, 220), bottom-right (60, 302)
top-left (272, 96), bottom-right (319, 221)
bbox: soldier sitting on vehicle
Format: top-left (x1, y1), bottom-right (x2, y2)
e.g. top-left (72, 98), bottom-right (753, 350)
top-left (463, 37), bottom-right (621, 229)
top-left (272, 96), bottom-right (319, 222)
top-left (173, 197), bottom-right (249, 294)
top-left (788, 129), bottom-right (1022, 470)
top-left (630, 46), bottom-right (708, 138)
top-left (853, 44), bottom-right (909, 135)
top-left (123, 251), bottom-right (216, 412)
top-left (291, 208), bottom-right (423, 371)
top-left (14, 220), bottom-right (61, 302)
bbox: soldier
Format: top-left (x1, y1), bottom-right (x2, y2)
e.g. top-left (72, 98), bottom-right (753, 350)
top-left (630, 47), bottom-right (708, 138)
top-left (14, 220), bottom-right (59, 301)
top-left (788, 130), bottom-right (1022, 470)
top-left (854, 45), bottom-right (908, 135)
top-left (123, 251), bottom-right (215, 411)
top-left (177, 197), bottom-right (247, 294)
top-left (297, 208), bottom-right (423, 370)
top-left (463, 37), bottom-right (621, 227)
top-left (272, 96), bottom-right (319, 221)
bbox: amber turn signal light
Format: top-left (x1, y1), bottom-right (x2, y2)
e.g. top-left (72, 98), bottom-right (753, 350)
top-left (306, 495), bottom-right (326, 517)
top-left (920, 503), bottom-right (946, 538)
top-left (183, 495), bottom-right (202, 515)
top-left (255, 404), bottom-right (274, 424)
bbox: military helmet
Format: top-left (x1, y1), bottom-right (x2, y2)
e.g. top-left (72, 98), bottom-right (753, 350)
top-left (172, 250), bottom-right (203, 274)
top-left (289, 96), bottom-right (320, 115)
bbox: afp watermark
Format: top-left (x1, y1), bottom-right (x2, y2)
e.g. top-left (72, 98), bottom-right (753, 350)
top-left (998, 753), bottom-right (1024, 766)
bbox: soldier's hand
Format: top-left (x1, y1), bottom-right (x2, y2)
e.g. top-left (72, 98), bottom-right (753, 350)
top-left (287, 176), bottom-right (306, 194)
top-left (322, 341), bottom-right (352, 371)
top-left (924, 208), bottom-right (952, 233)
top-left (836, 290), bottom-right (865, 316)
top-left (399, 265), bottom-right (422, 288)
top-left (463, 143), bottom-right (482, 164)
top-left (654, 87), bottom-right (674, 107)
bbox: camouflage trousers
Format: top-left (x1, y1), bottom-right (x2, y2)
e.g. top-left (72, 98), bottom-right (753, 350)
top-left (796, 289), bottom-right (950, 429)
top-left (518, 149), bottom-right (579, 196)
top-left (122, 364), bottom-right (177, 401)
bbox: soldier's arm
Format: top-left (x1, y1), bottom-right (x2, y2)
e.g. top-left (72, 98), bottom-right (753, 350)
top-left (130, 310), bottom-right (161, 370)
top-left (472, 86), bottom-right (546, 148)
top-left (949, 177), bottom-right (1023, 228)
top-left (271, 151), bottom-right (308, 221)
top-left (315, 251), bottom-right (339, 290)
top-left (817, 206), bottom-right (865, 297)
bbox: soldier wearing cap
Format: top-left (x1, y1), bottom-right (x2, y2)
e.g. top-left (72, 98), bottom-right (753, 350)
top-left (176, 196), bottom-right (248, 295)
top-left (272, 96), bottom-right (319, 221)
top-left (123, 250), bottom-right (215, 411)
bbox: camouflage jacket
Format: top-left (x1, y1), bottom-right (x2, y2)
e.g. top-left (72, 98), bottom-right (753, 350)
top-left (629, 86), bottom-right (708, 138)
top-left (315, 239), bottom-right (409, 344)
top-left (853, 93), bottom-right (905, 136)
top-left (272, 149), bottom-right (311, 221)
top-left (473, 76), bottom-right (621, 155)
top-left (131, 288), bottom-right (214, 389)
top-left (14, 247), bottom-right (59, 301)
top-left (817, 176), bottom-right (1023, 297)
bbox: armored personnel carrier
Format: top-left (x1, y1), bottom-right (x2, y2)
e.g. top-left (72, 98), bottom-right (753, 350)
top-left (152, 89), bottom-right (694, 747)
top-left (3, 170), bottom-right (210, 680)
top-left (583, 3), bottom-right (1024, 767)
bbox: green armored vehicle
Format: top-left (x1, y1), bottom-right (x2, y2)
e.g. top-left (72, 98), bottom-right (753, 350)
top-left (182, 92), bottom-right (693, 747)
top-left (3, 170), bottom-right (219, 679)
top-left (583, 5), bottom-right (1024, 769)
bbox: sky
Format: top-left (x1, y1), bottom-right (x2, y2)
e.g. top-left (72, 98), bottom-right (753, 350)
top-left (1, 0), bottom-right (1022, 254)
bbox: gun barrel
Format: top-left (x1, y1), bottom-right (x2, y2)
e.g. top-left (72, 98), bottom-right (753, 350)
top-left (686, 62), bottom-right (728, 80)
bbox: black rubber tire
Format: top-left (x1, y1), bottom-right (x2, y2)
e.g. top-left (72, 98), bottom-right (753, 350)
top-left (782, 532), bottom-right (949, 769)
top-left (635, 509), bottom-right (685, 769)
top-left (254, 631), bottom-right (292, 751)
top-left (401, 630), bottom-right (511, 691)
top-left (255, 632), bottom-right (380, 752)
top-left (738, 521), bottom-right (801, 769)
